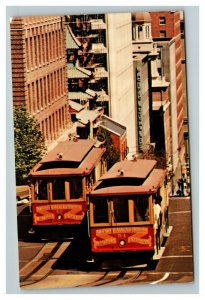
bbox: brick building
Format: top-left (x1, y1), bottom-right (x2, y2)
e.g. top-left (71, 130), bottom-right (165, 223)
top-left (10, 16), bottom-right (70, 147)
top-left (97, 114), bottom-right (127, 161)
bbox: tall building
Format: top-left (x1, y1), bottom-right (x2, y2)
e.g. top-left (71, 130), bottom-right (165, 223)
top-left (107, 13), bottom-right (137, 158)
top-left (10, 16), bottom-right (70, 147)
top-left (180, 11), bottom-right (190, 174)
top-left (153, 38), bottom-right (179, 173)
top-left (132, 12), bottom-right (171, 163)
top-left (68, 13), bottom-right (137, 158)
top-left (150, 11), bottom-right (185, 166)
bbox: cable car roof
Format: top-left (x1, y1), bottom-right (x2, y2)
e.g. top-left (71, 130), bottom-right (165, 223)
top-left (99, 160), bottom-right (157, 180)
top-left (41, 139), bottom-right (95, 163)
top-left (29, 140), bottom-right (105, 177)
top-left (88, 168), bottom-right (166, 197)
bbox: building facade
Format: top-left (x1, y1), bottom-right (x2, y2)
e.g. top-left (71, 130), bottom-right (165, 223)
top-left (150, 11), bottom-right (184, 154)
top-left (132, 12), bottom-right (171, 162)
top-left (153, 38), bottom-right (179, 172)
top-left (67, 13), bottom-right (137, 158)
top-left (97, 114), bottom-right (127, 161)
top-left (107, 13), bottom-right (137, 158)
top-left (10, 16), bottom-right (70, 147)
top-left (133, 54), bottom-right (150, 153)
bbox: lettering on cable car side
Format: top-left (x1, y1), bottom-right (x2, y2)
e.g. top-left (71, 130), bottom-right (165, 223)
top-left (33, 203), bottom-right (84, 223)
top-left (128, 234), bottom-right (152, 246)
top-left (93, 232), bottom-right (117, 248)
top-left (33, 205), bottom-right (55, 223)
top-left (92, 227), bottom-right (153, 249)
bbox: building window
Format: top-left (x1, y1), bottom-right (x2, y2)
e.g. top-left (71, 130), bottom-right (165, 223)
top-left (40, 78), bottom-right (43, 108)
top-left (30, 37), bottom-right (33, 68)
top-left (157, 68), bottom-right (162, 76)
top-left (159, 17), bottom-right (166, 25)
top-left (45, 118), bottom-right (48, 140)
top-left (132, 25), bottom-right (136, 40)
top-left (36, 80), bottom-right (40, 111)
top-left (41, 120), bottom-right (45, 139)
top-left (145, 25), bottom-right (150, 39)
top-left (34, 36), bottom-right (38, 67)
top-left (160, 30), bottom-right (166, 38)
top-left (138, 25), bottom-right (143, 39)
top-left (25, 38), bottom-right (29, 70)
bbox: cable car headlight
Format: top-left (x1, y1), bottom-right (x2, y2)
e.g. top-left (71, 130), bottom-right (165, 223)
top-left (119, 239), bottom-right (126, 247)
top-left (57, 214), bottom-right (63, 220)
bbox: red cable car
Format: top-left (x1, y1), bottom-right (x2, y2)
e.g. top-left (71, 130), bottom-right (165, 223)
top-left (29, 139), bottom-right (106, 235)
top-left (87, 159), bottom-right (169, 266)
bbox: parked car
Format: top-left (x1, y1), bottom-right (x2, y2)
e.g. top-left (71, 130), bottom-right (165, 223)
top-left (16, 185), bottom-right (30, 205)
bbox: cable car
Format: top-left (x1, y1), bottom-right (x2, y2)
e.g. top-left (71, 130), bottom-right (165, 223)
top-left (87, 159), bottom-right (169, 266)
top-left (29, 139), bottom-right (106, 234)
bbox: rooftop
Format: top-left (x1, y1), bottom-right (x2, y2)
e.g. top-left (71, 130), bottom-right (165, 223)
top-left (132, 12), bottom-right (151, 23)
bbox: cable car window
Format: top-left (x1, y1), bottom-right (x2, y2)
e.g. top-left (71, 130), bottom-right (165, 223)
top-left (52, 178), bottom-right (66, 200)
top-left (113, 198), bottom-right (129, 223)
top-left (93, 198), bottom-right (109, 223)
top-left (134, 196), bottom-right (149, 222)
top-left (70, 178), bottom-right (83, 199)
top-left (35, 179), bottom-right (48, 200)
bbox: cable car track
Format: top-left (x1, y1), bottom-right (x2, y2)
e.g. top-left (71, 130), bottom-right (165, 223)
top-left (74, 269), bottom-right (142, 287)
top-left (94, 270), bottom-right (142, 287)
top-left (20, 241), bottom-right (70, 287)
